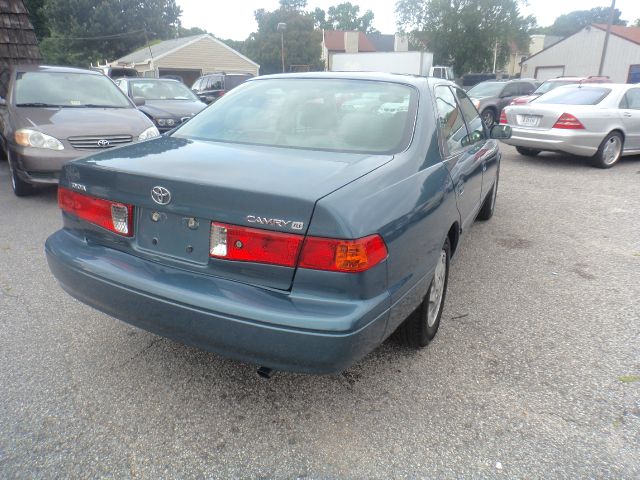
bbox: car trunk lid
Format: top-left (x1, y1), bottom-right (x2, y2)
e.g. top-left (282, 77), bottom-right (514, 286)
top-left (64, 136), bottom-right (393, 290)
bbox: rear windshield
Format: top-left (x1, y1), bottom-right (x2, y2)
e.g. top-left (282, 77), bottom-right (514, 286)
top-left (467, 81), bottom-right (505, 98)
top-left (534, 86), bottom-right (611, 105)
top-left (130, 80), bottom-right (198, 101)
top-left (534, 80), bottom-right (576, 95)
top-left (173, 78), bottom-right (418, 155)
top-left (14, 71), bottom-right (131, 108)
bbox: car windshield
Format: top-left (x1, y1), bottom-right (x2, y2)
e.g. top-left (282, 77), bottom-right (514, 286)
top-left (14, 71), bottom-right (131, 108)
top-left (534, 80), bottom-right (576, 95)
top-left (534, 86), bottom-right (611, 105)
top-left (130, 80), bottom-right (198, 101)
top-left (468, 81), bottom-right (505, 98)
top-left (173, 78), bottom-right (418, 155)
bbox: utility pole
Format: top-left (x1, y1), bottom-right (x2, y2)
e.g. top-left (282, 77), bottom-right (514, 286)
top-left (277, 22), bottom-right (287, 73)
top-left (492, 39), bottom-right (498, 74)
top-left (598, 0), bottom-right (616, 76)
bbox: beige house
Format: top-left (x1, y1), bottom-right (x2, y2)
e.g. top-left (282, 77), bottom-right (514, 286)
top-left (108, 34), bottom-right (259, 86)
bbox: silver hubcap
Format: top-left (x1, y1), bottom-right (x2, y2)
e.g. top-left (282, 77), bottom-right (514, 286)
top-left (603, 136), bottom-right (622, 165)
top-left (427, 250), bottom-right (447, 327)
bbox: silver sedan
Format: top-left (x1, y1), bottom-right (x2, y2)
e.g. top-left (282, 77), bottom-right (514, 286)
top-left (501, 83), bottom-right (640, 168)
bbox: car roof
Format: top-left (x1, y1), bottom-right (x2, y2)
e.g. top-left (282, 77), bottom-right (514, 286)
top-left (118, 77), bottom-right (181, 83)
top-left (251, 71), bottom-right (433, 87)
top-left (12, 64), bottom-right (102, 75)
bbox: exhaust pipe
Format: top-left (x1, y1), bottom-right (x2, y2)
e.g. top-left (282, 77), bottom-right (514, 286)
top-left (257, 366), bottom-right (274, 379)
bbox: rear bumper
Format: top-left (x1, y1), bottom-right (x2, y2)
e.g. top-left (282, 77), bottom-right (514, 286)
top-left (502, 127), bottom-right (602, 157)
top-left (45, 230), bottom-right (390, 374)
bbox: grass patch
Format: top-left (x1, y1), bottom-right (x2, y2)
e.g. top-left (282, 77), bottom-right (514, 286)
top-left (618, 375), bottom-right (640, 384)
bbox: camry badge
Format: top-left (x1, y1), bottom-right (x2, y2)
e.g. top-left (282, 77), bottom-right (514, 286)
top-left (151, 186), bottom-right (171, 205)
top-left (97, 139), bottom-right (110, 148)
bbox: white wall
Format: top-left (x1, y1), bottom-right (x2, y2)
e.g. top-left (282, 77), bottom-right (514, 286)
top-left (522, 26), bottom-right (640, 82)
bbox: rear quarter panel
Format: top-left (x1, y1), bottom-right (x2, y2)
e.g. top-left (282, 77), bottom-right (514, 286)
top-left (304, 81), bottom-right (460, 337)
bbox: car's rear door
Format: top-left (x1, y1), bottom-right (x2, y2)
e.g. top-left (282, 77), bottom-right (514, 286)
top-left (434, 85), bottom-right (482, 230)
top-left (618, 87), bottom-right (640, 151)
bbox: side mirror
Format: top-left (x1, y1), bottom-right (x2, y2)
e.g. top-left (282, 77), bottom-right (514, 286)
top-left (204, 96), bottom-right (215, 104)
top-left (133, 96), bottom-right (146, 107)
top-left (490, 124), bottom-right (512, 139)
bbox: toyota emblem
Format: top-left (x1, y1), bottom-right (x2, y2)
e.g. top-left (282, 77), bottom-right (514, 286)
top-left (97, 139), bottom-right (110, 148)
top-left (151, 186), bottom-right (171, 205)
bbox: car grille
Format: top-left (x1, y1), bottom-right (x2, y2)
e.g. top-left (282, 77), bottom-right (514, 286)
top-left (68, 135), bottom-right (133, 150)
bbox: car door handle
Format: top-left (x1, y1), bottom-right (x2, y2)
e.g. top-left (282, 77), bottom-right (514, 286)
top-left (482, 164), bottom-right (487, 172)
top-left (623, 112), bottom-right (632, 117)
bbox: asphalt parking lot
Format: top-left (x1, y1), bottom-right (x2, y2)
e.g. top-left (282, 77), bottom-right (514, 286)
top-left (0, 145), bottom-right (639, 478)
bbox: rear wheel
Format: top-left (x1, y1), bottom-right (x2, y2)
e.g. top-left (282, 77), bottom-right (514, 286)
top-left (516, 146), bottom-right (541, 157)
top-left (397, 238), bottom-right (450, 348)
top-left (592, 132), bottom-right (623, 169)
top-left (481, 109), bottom-right (496, 128)
top-left (7, 152), bottom-right (35, 197)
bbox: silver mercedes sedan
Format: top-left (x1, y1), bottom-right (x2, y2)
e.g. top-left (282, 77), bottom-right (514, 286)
top-left (501, 83), bottom-right (640, 168)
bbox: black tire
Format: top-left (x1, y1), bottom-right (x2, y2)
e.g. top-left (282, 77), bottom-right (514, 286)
top-left (477, 165), bottom-right (499, 221)
top-left (7, 152), bottom-right (35, 197)
top-left (481, 108), bottom-right (496, 128)
top-left (397, 238), bottom-right (450, 348)
top-left (592, 132), bottom-right (623, 169)
top-left (516, 146), bottom-right (541, 157)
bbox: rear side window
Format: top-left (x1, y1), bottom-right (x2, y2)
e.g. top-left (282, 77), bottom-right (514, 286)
top-left (434, 85), bottom-right (468, 156)
top-left (192, 78), bottom-right (202, 90)
top-left (535, 87), bottom-right (611, 105)
top-left (517, 83), bottom-right (535, 95)
top-left (175, 78), bottom-right (418, 155)
top-left (206, 75), bottom-right (223, 90)
top-left (619, 89), bottom-right (640, 110)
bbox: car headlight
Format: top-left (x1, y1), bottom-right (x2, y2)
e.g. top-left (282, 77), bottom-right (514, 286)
top-left (138, 126), bottom-right (160, 141)
top-left (15, 129), bottom-right (64, 150)
top-left (155, 118), bottom-right (176, 127)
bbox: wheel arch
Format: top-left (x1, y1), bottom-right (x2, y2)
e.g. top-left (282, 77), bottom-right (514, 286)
top-left (447, 221), bottom-right (460, 259)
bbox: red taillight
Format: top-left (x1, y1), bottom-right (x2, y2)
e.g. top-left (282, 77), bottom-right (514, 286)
top-left (209, 222), bottom-right (303, 267)
top-left (58, 187), bottom-right (133, 237)
top-left (209, 222), bottom-right (387, 273)
top-left (298, 234), bottom-right (387, 273)
top-left (499, 110), bottom-right (508, 124)
top-left (552, 113), bottom-right (584, 129)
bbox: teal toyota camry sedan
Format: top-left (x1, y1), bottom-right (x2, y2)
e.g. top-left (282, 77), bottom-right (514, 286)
top-left (45, 72), bottom-right (511, 375)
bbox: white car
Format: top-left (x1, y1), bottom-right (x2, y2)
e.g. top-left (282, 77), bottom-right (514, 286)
top-left (501, 83), bottom-right (640, 168)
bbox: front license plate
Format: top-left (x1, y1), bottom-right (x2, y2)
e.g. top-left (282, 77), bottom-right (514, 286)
top-left (518, 114), bottom-right (541, 127)
top-left (136, 208), bottom-right (210, 264)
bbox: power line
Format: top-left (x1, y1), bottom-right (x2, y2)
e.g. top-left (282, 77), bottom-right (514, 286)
top-left (46, 29), bottom-right (152, 41)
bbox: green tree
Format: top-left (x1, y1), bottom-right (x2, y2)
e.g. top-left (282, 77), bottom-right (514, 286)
top-left (23, 0), bottom-right (49, 40)
top-left (178, 26), bottom-right (209, 37)
top-left (39, 0), bottom-right (182, 67)
top-left (244, 5), bottom-right (322, 75)
top-left (313, 2), bottom-right (377, 33)
top-left (537, 7), bottom-right (626, 37)
top-left (635, 18), bottom-right (640, 27)
top-left (396, 0), bottom-right (535, 75)
top-left (279, 0), bottom-right (308, 11)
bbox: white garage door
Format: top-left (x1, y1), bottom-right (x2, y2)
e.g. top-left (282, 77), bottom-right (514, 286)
top-left (535, 66), bottom-right (565, 81)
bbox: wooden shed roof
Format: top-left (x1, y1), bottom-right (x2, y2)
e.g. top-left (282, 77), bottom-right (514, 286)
top-left (0, 0), bottom-right (42, 68)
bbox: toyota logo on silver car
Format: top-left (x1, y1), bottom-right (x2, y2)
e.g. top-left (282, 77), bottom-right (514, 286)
top-left (151, 186), bottom-right (171, 205)
top-left (97, 139), bottom-right (110, 148)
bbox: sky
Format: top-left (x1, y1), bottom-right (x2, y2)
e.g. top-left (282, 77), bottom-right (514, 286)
top-left (177, 0), bottom-right (640, 41)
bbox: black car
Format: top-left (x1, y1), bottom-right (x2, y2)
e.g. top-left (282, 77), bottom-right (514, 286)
top-left (191, 72), bottom-right (253, 104)
top-left (467, 79), bottom-right (540, 127)
top-left (115, 78), bottom-right (206, 133)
